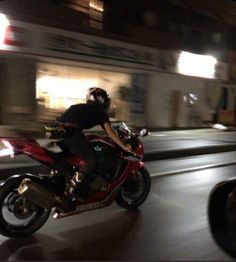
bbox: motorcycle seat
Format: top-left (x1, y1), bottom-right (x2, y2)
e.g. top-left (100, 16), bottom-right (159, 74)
top-left (43, 141), bottom-right (74, 161)
top-left (44, 149), bottom-right (73, 161)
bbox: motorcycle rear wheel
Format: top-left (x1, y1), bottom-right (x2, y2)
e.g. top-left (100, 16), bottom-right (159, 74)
top-left (115, 167), bottom-right (151, 209)
top-left (0, 178), bottom-right (51, 238)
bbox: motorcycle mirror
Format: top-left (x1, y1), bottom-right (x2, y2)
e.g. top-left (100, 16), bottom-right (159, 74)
top-left (139, 128), bottom-right (149, 137)
top-left (208, 178), bottom-right (236, 259)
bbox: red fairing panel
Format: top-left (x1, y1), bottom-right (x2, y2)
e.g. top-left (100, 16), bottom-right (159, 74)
top-left (0, 138), bottom-right (55, 163)
top-left (86, 134), bottom-right (116, 147)
top-left (67, 155), bottom-right (85, 166)
top-left (134, 139), bottom-right (144, 157)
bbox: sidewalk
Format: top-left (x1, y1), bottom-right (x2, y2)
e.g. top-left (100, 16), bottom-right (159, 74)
top-left (143, 128), bottom-right (236, 161)
top-left (0, 127), bottom-right (236, 166)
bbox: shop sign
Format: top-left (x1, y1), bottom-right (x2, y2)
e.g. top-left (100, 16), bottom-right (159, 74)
top-left (1, 18), bottom-right (229, 81)
top-left (43, 33), bottom-right (155, 66)
top-left (4, 26), bottom-right (29, 47)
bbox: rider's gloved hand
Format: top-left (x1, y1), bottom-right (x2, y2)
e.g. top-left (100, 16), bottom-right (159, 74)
top-left (123, 143), bottom-right (132, 152)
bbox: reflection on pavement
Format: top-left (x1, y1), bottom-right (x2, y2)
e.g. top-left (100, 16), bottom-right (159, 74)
top-left (0, 209), bottom-right (140, 260)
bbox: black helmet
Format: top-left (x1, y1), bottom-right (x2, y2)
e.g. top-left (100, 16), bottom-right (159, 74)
top-left (86, 87), bottom-right (111, 112)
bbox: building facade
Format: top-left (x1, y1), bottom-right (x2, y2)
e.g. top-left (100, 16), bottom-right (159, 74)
top-left (0, 0), bottom-right (235, 134)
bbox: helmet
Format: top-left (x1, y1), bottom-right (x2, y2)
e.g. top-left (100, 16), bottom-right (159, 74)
top-left (86, 87), bottom-right (111, 112)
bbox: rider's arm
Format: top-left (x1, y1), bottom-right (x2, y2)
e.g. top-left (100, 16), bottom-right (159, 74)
top-left (103, 122), bottom-right (132, 152)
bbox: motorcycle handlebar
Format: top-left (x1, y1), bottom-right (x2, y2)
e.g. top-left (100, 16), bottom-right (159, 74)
top-left (122, 150), bottom-right (142, 160)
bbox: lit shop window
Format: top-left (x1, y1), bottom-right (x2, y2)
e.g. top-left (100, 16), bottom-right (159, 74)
top-left (178, 51), bottom-right (217, 79)
top-left (89, 0), bottom-right (103, 29)
top-left (67, 0), bottom-right (90, 13)
top-left (67, 0), bottom-right (104, 13)
top-left (89, 0), bottom-right (104, 12)
top-left (36, 76), bottom-right (98, 109)
top-left (67, 0), bottom-right (103, 29)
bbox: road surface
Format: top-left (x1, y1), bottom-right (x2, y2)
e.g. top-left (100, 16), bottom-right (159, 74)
top-left (0, 152), bottom-right (235, 260)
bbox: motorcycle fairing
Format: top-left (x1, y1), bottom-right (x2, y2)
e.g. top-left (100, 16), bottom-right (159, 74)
top-left (0, 138), bottom-right (55, 164)
top-left (53, 160), bottom-right (145, 219)
top-left (52, 184), bottom-right (120, 219)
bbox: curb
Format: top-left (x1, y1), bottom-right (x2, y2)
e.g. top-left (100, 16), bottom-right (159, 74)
top-left (143, 143), bottom-right (236, 161)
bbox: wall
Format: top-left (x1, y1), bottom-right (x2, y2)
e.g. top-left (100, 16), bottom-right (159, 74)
top-left (146, 72), bottom-right (209, 128)
top-left (2, 55), bottom-right (37, 131)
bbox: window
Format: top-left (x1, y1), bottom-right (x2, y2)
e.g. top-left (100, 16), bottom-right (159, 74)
top-left (89, 0), bottom-right (104, 29)
top-left (89, 0), bottom-right (103, 12)
top-left (66, 0), bottom-right (104, 29)
top-left (67, 0), bottom-right (90, 13)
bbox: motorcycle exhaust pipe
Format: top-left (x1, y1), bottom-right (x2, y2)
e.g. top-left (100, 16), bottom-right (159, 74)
top-left (18, 178), bottom-right (68, 211)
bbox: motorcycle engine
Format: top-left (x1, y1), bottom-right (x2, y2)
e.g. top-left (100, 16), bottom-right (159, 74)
top-left (91, 141), bottom-right (125, 182)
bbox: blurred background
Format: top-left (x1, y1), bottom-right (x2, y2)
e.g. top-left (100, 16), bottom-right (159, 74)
top-left (0, 0), bottom-right (236, 136)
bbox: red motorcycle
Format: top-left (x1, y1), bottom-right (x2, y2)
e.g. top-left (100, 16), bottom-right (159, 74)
top-left (0, 122), bottom-right (151, 237)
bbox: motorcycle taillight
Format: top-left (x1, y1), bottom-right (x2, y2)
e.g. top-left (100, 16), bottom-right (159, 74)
top-left (1, 140), bottom-right (13, 149)
top-left (0, 140), bottom-right (14, 157)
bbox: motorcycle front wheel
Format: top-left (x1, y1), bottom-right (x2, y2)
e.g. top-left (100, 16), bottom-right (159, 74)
top-left (115, 167), bottom-right (151, 209)
top-left (0, 178), bottom-right (51, 238)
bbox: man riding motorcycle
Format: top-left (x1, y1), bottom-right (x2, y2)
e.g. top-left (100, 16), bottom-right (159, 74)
top-left (56, 87), bottom-right (132, 201)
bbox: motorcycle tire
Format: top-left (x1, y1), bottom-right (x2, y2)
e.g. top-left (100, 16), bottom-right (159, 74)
top-left (0, 177), bottom-right (51, 238)
top-left (115, 167), bottom-right (151, 209)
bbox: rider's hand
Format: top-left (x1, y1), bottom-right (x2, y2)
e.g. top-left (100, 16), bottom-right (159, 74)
top-left (123, 143), bottom-right (132, 152)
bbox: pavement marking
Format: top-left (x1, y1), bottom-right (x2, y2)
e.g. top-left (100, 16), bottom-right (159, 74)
top-left (151, 134), bottom-right (168, 137)
top-left (150, 160), bottom-right (236, 177)
top-left (149, 129), bottom-right (232, 137)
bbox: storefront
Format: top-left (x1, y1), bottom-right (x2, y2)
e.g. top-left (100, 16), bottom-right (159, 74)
top-left (0, 13), bottom-right (155, 132)
top-left (36, 62), bottom-right (132, 124)
top-left (0, 12), bottom-right (235, 133)
top-left (146, 51), bottom-right (235, 129)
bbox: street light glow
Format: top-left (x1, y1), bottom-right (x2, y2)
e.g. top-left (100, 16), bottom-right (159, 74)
top-left (0, 13), bottom-right (9, 48)
top-left (178, 51), bottom-right (217, 78)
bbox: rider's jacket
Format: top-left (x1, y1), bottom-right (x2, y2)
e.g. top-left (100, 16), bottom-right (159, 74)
top-left (57, 102), bottom-right (110, 130)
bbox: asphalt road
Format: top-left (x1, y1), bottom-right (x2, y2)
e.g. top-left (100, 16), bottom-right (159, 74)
top-left (0, 153), bottom-right (235, 260)
top-left (142, 129), bottom-right (236, 152)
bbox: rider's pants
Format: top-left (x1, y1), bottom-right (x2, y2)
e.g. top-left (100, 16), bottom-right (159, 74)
top-left (62, 128), bottom-right (98, 180)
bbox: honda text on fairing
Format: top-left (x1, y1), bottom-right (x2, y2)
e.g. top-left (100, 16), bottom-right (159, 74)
top-left (0, 122), bottom-right (151, 237)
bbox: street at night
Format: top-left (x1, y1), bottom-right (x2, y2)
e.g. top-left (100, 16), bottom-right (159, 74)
top-left (0, 149), bottom-right (235, 260)
top-left (1, 0), bottom-right (236, 260)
